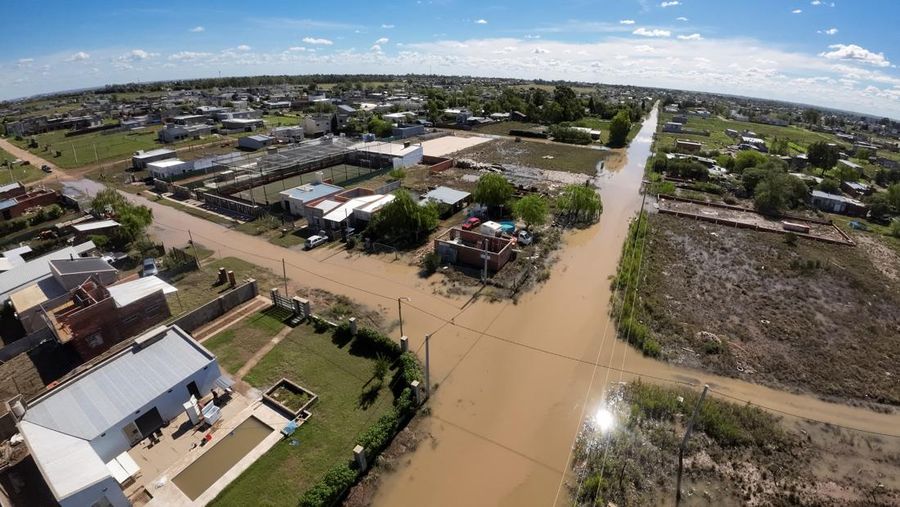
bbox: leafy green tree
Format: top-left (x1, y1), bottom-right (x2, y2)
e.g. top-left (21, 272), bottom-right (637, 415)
top-left (607, 110), bottom-right (631, 148)
top-left (388, 168), bottom-right (406, 181)
top-left (552, 86), bottom-right (583, 122)
top-left (557, 184), bottom-right (602, 223)
top-left (91, 188), bottom-right (152, 246)
top-left (366, 190), bottom-right (438, 244)
top-left (802, 109), bottom-right (821, 125)
top-left (806, 141), bottom-right (839, 175)
top-left (817, 178), bottom-right (840, 194)
top-left (752, 172), bottom-right (808, 215)
top-left (855, 148), bottom-right (873, 161)
top-left (769, 137), bottom-right (790, 156)
top-left (473, 173), bottom-right (514, 209)
top-left (866, 192), bottom-right (893, 219)
top-left (367, 116), bottom-right (393, 138)
top-left (732, 150), bottom-right (767, 174)
top-left (513, 194), bottom-right (549, 229)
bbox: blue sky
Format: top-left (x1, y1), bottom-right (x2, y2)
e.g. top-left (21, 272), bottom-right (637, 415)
top-left (2, 0), bottom-right (899, 117)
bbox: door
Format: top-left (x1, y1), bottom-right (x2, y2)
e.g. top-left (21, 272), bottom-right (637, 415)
top-left (187, 380), bottom-right (201, 400)
top-left (134, 407), bottom-right (164, 438)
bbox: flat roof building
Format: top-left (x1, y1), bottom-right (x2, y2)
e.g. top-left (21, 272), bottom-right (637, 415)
top-left (279, 181), bottom-right (344, 216)
top-left (131, 149), bottom-right (176, 170)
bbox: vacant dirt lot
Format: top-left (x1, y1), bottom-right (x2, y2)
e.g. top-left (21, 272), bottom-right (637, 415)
top-left (639, 213), bottom-right (900, 407)
top-left (456, 137), bottom-right (612, 175)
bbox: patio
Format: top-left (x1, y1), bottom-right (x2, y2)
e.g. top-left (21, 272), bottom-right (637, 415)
top-left (124, 390), bottom-right (288, 506)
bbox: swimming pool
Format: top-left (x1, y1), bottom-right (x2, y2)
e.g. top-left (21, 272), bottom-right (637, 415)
top-left (172, 416), bottom-right (271, 500)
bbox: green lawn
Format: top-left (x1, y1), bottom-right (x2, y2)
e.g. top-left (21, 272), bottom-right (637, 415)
top-left (456, 137), bottom-right (607, 174)
top-left (210, 320), bottom-right (395, 506)
top-left (165, 257), bottom-right (282, 316)
top-left (0, 147), bottom-right (45, 185)
top-left (656, 113), bottom-right (844, 154)
top-left (474, 120), bottom-right (543, 136)
top-left (9, 127), bottom-right (241, 170)
top-left (263, 114), bottom-right (301, 127)
top-left (204, 308), bottom-right (286, 374)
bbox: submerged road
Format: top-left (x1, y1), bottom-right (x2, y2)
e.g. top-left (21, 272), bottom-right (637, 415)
top-left (49, 109), bottom-right (900, 506)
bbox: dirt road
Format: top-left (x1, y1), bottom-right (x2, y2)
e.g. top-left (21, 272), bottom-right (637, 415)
top-left (58, 108), bottom-right (900, 506)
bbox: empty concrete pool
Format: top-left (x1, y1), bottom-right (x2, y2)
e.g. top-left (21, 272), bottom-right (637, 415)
top-left (172, 416), bottom-right (271, 500)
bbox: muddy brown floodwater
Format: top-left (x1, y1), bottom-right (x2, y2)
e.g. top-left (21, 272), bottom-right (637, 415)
top-left (56, 105), bottom-right (900, 506)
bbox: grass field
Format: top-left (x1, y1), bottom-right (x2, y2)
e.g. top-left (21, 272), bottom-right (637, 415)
top-left (209, 318), bottom-right (395, 506)
top-left (456, 137), bottom-right (608, 174)
top-left (203, 309), bottom-right (286, 374)
top-left (233, 164), bottom-right (391, 203)
top-left (263, 114), bottom-right (301, 127)
top-left (0, 147), bottom-right (46, 185)
top-left (656, 112), bottom-right (842, 154)
top-left (164, 257), bottom-right (281, 317)
top-left (9, 127), bottom-right (241, 170)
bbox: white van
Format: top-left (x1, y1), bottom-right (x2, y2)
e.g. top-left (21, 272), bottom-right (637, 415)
top-left (305, 235), bottom-right (327, 250)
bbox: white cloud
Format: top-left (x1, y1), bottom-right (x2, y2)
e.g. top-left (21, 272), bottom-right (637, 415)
top-left (189, 26), bottom-right (205, 32)
top-left (811, 0), bottom-right (822, 5)
top-left (302, 37), bottom-right (333, 45)
top-left (676, 16), bottom-right (688, 21)
top-left (374, 37), bottom-right (389, 45)
top-left (677, 33), bottom-right (703, 40)
top-left (819, 44), bottom-right (890, 67)
top-left (168, 51), bottom-right (212, 61)
top-left (619, 19), bottom-right (635, 25)
top-left (524, 34), bottom-right (541, 39)
top-left (236, 44), bottom-right (251, 51)
top-left (532, 47), bottom-right (550, 54)
top-left (660, 1), bottom-right (681, 7)
top-left (65, 51), bottom-right (90, 61)
top-left (475, 19), bottom-right (488, 24)
top-left (381, 24), bottom-right (395, 29)
top-left (633, 27), bottom-right (671, 37)
top-left (819, 27), bottom-right (838, 35)
top-left (371, 44), bottom-right (383, 52)
top-left (792, 8), bottom-right (803, 13)
top-left (17, 58), bottom-right (34, 66)
top-left (288, 46), bottom-right (307, 52)
top-left (119, 49), bottom-right (158, 61)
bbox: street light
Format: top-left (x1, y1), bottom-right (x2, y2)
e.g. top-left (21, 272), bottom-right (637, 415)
top-left (397, 296), bottom-right (411, 336)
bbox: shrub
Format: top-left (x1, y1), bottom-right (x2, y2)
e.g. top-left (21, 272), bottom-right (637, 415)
top-left (346, 236), bottom-right (357, 249)
top-left (394, 352), bottom-right (423, 387)
top-left (357, 411), bottom-right (400, 455)
top-left (421, 252), bottom-right (441, 274)
top-left (298, 463), bottom-right (358, 507)
top-left (354, 327), bottom-right (402, 359)
top-left (891, 218), bottom-right (900, 238)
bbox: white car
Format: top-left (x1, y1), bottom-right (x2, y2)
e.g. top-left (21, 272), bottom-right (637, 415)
top-left (517, 230), bottom-right (534, 245)
top-left (305, 235), bottom-right (327, 250)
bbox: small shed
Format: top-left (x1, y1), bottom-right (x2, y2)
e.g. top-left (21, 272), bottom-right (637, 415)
top-left (421, 186), bottom-right (471, 216)
top-left (238, 135), bottom-right (274, 151)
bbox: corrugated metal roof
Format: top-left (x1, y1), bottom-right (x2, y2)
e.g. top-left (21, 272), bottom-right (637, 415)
top-left (23, 325), bottom-right (216, 440)
top-left (19, 420), bottom-right (109, 500)
top-left (279, 182), bottom-right (343, 204)
top-left (49, 257), bottom-right (114, 276)
top-left (72, 219), bottom-right (120, 232)
top-left (107, 276), bottom-right (176, 308)
top-left (0, 241), bottom-right (95, 302)
top-left (423, 186), bottom-right (470, 205)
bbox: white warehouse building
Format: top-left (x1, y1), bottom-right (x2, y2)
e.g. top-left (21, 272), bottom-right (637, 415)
top-left (147, 158), bottom-right (190, 179)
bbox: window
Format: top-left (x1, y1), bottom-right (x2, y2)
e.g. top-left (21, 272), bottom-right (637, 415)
top-left (86, 333), bottom-right (104, 348)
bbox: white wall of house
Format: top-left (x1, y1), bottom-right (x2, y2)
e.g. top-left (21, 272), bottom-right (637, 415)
top-left (392, 145), bottom-right (424, 169)
top-left (60, 476), bottom-right (129, 507)
top-left (88, 364), bottom-right (221, 463)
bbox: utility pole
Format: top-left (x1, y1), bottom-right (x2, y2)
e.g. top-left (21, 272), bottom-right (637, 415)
top-left (398, 297), bottom-right (404, 337)
top-left (72, 143), bottom-right (78, 164)
top-left (676, 385), bottom-right (709, 505)
top-left (282, 258), bottom-right (288, 296)
top-left (188, 229), bottom-right (200, 267)
top-left (424, 333), bottom-right (431, 397)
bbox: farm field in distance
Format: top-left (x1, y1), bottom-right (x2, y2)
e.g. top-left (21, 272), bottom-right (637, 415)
top-left (635, 213), bottom-right (900, 407)
top-left (0, 146), bottom-right (46, 184)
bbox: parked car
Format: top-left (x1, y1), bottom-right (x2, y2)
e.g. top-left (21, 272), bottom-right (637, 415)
top-left (517, 230), bottom-right (533, 245)
top-left (305, 235), bottom-right (327, 250)
top-left (41, 164), bottom-right (52, 173)
top-left (141, 258), bottom-right (159, 277)
top-left (462, 217), bottom-right (482, 230)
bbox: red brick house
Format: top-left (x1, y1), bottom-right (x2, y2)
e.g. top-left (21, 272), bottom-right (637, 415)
top-left (47, 276), bottom-right (175, 360)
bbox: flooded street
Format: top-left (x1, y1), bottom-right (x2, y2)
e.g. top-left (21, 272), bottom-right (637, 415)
top-left (55, 106), bottom-right (899, 506)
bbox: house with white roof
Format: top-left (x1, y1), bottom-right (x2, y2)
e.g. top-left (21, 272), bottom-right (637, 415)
top-left (16, 325), bottom-right (227, 507)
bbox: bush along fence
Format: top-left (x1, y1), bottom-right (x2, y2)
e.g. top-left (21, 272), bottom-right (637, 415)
top-left (296, 317), bottom-right (425, 507)
top-left (612, 211), bottom-right (661, 357)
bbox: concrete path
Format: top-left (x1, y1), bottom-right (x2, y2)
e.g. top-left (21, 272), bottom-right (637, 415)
top-left (235, 326), bottom-right (292, 380)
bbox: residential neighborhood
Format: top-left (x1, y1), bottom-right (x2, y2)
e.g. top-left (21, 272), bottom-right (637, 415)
top-left (0, 2), bottom-right (899, 507)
